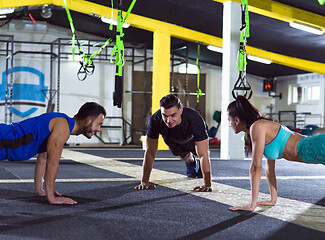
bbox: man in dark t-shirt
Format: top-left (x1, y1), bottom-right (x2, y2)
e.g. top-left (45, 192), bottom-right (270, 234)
top-left (135, 94), bottom-right (212, 192)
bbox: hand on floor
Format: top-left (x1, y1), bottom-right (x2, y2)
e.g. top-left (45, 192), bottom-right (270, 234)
top-left (134, 182), bottom-right (156, 190)
top-left (229, 204), bottom-right (256, 212)
top-left (193, 185), bottom-right (212, 192)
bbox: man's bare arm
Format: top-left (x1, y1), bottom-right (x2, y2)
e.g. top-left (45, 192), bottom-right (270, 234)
top-left (44, 118), bottom-right (76, 204)
top-left (134, 137), bottom-right (158, 190)
top-left (34, 152), bottom-right (63, 197)
top-left (194, 138), bottom-right (212, 192)
top-left (34, 153), bottom-right (47, 196)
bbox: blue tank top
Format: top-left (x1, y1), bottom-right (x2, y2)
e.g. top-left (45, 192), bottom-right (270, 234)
top-left (263, 125), bottom-right (292, 160)
top-left (0, 112), bottom-right (75, 161)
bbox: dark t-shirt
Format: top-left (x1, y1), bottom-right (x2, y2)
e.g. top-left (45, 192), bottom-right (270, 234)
top-left (146, 108), bottom-right (208, 158)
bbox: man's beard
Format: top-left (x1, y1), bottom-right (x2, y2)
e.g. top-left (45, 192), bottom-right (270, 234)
top-left (83, 122), bottom-right (93, 139)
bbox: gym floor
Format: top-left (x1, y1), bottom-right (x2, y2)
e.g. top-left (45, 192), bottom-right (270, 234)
top-left (0, 148), bottom-right (324, 240)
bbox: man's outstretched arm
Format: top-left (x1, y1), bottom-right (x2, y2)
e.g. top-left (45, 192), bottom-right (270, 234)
top-left (34, 152), bottom-right (63, 197)
top-left (34, 153), bottom-right (47, 196)
top-left (194, 138), bottom-right (212, 192)
top-left (44, 118), bottom-right (77, 204)
top-left (135, 137), bottom-right (158, 190)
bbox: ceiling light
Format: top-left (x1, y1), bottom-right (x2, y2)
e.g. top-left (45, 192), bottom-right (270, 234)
top-left (207, 45), bottom-right (223, 53)
top-left (178, 63), bottom-right (199, 74)
top-left (247, 55), bottom-right (272, 64)
top-left (289, 21), bottom-right (323, 35)
top-left (100, 16), bottom-right (130, 28)
top-left (0, 8), bottom-right (14, 15)
top-left (40, 5), bottom-right (52, 19)
top-left (0, 15), bottom-right (7, 19)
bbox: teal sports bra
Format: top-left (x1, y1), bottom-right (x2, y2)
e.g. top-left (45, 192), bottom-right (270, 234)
top-left (263, 125), bottom-right (292, 160)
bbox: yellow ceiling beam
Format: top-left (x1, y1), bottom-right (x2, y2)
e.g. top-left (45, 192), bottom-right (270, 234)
top-left (1, 0), bottom-right (325, 75)
top-left (246, 46), bottom-right (325, 75)
top-left (1, 0), bottom-right (223, 47)
top-left (0, 0), bottom-right (52, 8)
top-left (214, 0), bottom-right (325, 31)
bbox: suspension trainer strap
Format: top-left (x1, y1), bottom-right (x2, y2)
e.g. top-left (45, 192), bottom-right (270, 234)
top-left (64, 0), bottom-right (93, 80)
top-left (90, 38), bottom-right (113, 60)
top-left (196, 44), bottom-right (202, 104)
top-left (123, 0), bottom-right (137, 24)
top-left (113, 0), bottom-right (125, 108)
top-left (112, 0), bottom-right (137, 108)
top-left (63, 0), bottom-right (115, 81)
top-left (232, 0), bottom-right (252, 99)
top-left (109, 0), bottom-right (114, 31)
top-left (110, 0), bottom-right (137, 68)
top-left (63, 0), bottom-right (78, 61)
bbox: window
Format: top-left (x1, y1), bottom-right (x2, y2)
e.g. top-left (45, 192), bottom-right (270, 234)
top-left (288, 85), bottom-right (302, 104)
top-left (307, 86), bottom-right (320, 101)
top-left (288, 84), bottom-right (320, 105)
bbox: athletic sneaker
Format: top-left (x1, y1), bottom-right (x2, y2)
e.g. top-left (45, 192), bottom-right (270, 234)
top-left (196, 163), bottom-right (203, 178)
top-left (185, 161), bottom-right (197, 178)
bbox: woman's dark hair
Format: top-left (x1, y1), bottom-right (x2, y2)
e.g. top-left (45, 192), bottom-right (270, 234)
top-left (160, 94), bottom-right (182, 110)
top-left (227, 95), bottom-right (265, 129)
top-left (227, 95), bottom-right (272, 154)
top-left (74, 102), bottom-right (106, 120)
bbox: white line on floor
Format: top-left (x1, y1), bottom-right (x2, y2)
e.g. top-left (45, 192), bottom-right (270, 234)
top-left (59, 149), bottom-right (325, 232)
top-left (0, 178), bottom-right (137, 183)
top-left (2, 175), bottom-right (323, 184)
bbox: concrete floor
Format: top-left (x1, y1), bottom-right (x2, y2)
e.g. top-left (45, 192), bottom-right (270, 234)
top-left (0, 148), bottom-right (324, 240)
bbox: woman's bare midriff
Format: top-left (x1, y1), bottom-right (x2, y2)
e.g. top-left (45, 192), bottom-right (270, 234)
top-left (282, 133), bottom-right (305, 162)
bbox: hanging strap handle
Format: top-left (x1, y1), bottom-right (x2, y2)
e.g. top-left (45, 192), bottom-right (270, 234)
top-left (233, 0), bottom-right (252, 99)
top-left (232, 72), bottom-right (252, 99)
top-left (63, 0), bottom-right (116, 81)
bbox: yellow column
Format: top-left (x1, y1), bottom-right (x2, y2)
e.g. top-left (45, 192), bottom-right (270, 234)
top-left (152, 30), bottom-right (170, 150)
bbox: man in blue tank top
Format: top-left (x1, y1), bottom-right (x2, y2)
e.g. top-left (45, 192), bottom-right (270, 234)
top-left (0, 102), bottom-right (106, 205)
top-left (134, 94), bottom-right (212, 192)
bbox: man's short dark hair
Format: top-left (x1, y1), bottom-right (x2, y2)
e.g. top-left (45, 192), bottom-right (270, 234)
top-left (74, 102), bottom-right (106, 120)
top-left (160, 94), bottom-right (182, 110)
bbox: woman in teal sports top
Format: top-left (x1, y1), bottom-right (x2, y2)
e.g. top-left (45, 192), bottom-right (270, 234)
top-left (227, 95), bottom-right (325, 212)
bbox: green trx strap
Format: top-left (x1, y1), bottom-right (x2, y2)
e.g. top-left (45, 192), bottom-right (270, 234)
top-left (63, 0), bottom-right (113, 81)
top-left (238, 0), bottom-right (249, 73)
top-left (123, 0), bottom-right (137, 24)
top-left (196, 44), bottom-right (202, 104)
top-left (112, 3), bottom-right (124, 108)
top-left (110, 7), bottom-right (124, 76)
top-left (112, 0), bottom-right (137, 108)
top-left (110, 0), bottom-right (137, 75)
top-left (63, 0), bottom-right (77, 61)
top-left (64, 0), bottom-right (93, 80)
top-left (109, 0), bottom-right (114, 31)
top-left (232, 0), bottom-right (252, 99)
top-left (89, 38), bottom-right (112, 61)
top-left (243, 0), bottom-right (250, 38)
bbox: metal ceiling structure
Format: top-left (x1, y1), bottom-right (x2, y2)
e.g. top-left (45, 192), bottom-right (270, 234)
top-left (1, 0), bottom-right (325, 78)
